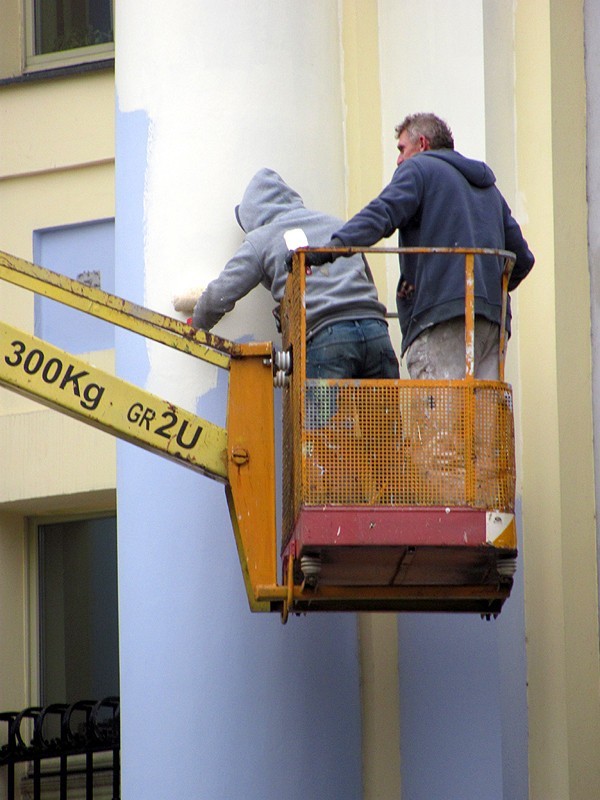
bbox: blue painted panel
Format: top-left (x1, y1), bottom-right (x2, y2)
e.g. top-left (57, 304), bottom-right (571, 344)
top-left (398, 614), bottom-right (504, 799)
top-left (34, 219), bottom-right (115, 353)
top-left (397, 506), bottom-right (529, 800)
top-left (115, 106), bottom-right (363, 800)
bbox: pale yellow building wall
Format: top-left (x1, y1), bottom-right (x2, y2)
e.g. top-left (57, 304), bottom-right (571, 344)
top-left (0, 0), bottom-right (23, 79)
top-left (1, 4), bottom-right (599, 797)
top-left (340, 5), bottom-right (401, 797)
top-left (0, 512), bottom-right (26, 711)
top-left (342, 1), bottom-right (600, 798)
top-left (0, 68), bottom-right (116, 719)
top-left (342, 3), bottom-right (494, 796)
top-left (0, 79), bottom-right (114, 178)
top-left (0, 71), bottom-right (115, 451)
top-left (515, 2), bottom-right (600, 799)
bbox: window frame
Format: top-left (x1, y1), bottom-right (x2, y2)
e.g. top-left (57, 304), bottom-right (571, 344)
top-left (23, 0), bottom-right (115, 74)
top-left (33, 217), bottom-right (116, 354)
top-left (27, 510), bottom-right (119, 708)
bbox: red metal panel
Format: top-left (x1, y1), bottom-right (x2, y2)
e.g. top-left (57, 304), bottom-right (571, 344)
top-left (289, 506), bottom-right (488, 548)
top-left (280, 506), bottom-right (516, 601)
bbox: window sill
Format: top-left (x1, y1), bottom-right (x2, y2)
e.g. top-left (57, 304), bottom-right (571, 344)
top-left (0, 58), bottom-right (114, 87)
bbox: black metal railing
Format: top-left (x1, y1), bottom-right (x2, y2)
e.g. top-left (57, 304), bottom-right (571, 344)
top-left (0, 697), bottom-right (119, 800)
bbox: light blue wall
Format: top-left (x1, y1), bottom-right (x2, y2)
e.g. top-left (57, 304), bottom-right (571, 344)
top-left (397, 501), bottom-right (528, 800)
top-left (115, 108), bottom-right (362, 799)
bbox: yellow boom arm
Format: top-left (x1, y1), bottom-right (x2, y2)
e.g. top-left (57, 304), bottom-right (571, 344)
top-left (0, 250), bottom-right (279, 612)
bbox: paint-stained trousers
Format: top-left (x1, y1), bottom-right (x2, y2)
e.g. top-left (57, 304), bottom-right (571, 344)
top-left (405, 317), bottom-right (501, 380)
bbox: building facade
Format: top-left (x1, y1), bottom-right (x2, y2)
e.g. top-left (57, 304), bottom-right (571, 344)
top-left (1, 1), bottom-right (599, 798)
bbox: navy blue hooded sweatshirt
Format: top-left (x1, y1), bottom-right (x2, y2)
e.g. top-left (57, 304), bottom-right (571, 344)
top-left (332, 149), bottom-right (534, 354)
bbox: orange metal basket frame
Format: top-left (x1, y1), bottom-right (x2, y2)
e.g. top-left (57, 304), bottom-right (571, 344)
top-left (272, 247), bottom-right (519, 619)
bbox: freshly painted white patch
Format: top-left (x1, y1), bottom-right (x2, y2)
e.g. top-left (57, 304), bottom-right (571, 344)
top-left (116, 3), bottom-right (350, 411)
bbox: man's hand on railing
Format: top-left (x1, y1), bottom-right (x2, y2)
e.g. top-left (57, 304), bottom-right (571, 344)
top-left (284, 237), bottom-right (344, 271)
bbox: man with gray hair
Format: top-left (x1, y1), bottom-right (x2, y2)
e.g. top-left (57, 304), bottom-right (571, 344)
top-left (298, 112), bottom-right (534, 379)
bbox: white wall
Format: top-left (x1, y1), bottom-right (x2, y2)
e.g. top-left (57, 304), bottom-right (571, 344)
top-left (115, 3), bottom-right (363, 797)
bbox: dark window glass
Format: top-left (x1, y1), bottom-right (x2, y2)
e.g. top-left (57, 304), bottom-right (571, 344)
top-left (38, 516), bottom-right (119, 706)
top-left (34, 0), bottom-right (114, 55)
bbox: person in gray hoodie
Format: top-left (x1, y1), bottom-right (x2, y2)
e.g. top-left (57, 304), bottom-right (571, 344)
top-left (298, 113), bottom-right (535, 379)
top-left (187, 168), bottom-right (399, 379)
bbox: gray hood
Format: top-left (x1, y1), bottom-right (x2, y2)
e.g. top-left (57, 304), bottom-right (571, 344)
top-left (236, 168), bottom-right (305, 232)
top-left (193, 167), bottom-right (388, 336)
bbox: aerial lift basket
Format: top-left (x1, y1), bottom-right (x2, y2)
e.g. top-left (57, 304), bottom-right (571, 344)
top-left (278, 247), bottom-right (517, 617)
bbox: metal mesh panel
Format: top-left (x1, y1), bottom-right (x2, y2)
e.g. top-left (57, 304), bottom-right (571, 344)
top-left (299, 381), bottom-right (515, 511)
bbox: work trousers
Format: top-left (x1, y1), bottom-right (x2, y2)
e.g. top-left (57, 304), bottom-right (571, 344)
top-left (405, 317), bottom-right (501, 380)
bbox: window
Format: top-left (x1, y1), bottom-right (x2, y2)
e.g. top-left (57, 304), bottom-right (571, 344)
top-left (33, 219), bottom-right (115, 353)
top-left (31, 515), bottom-right (119, 707)
top-left (25, 0), bottom-right (114, 72)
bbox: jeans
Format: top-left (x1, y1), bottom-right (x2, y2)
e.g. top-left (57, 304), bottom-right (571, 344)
top-left (306, 318), bottom-right (399, 379)
top-left (305, 319), bottom-right (399, 428)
